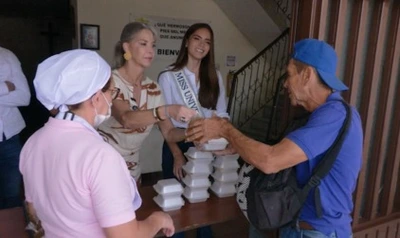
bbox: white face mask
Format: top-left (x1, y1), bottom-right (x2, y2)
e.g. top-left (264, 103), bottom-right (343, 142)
top-left (93, 92), bottom-right (112, 128)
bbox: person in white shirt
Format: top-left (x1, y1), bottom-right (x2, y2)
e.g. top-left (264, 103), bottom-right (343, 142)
top-left (0, 46), bottom-right (30, 209)
top-left (158, 23), bottom-right (229, 238)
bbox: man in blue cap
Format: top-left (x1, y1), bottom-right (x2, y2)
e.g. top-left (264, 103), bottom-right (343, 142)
top-left (186, 39), bottom-right (363, 237)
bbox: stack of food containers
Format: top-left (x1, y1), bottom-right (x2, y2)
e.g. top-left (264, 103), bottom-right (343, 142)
top-left (182, 147), bottom-right (213, 203)
top-left (210, 153), bottom-right (240, 198)
top-left (153, 178), bottom-right (184, 211)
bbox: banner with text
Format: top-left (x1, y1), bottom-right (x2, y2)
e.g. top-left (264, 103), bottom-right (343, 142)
top-left (133, 15), bottom-right (201, 59)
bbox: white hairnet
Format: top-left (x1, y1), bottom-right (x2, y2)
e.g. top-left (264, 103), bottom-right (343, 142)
top-left (34, 49), bottom-right (111, 112)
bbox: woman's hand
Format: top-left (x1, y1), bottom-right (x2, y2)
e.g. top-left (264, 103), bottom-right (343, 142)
top-left (166, 105), bottom-right (197, 123)
top-left (173, 153), bottom-right (186, 180)
top-left (154, 211), bottom-right (175, 237)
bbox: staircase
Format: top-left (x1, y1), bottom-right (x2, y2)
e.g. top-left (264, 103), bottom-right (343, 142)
top-left (225, 0), bottom-right (292, 144)
top-left (213, 0), bottom-right (282, 51)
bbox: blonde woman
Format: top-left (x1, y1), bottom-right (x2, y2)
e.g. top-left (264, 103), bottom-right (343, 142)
top-left (98, 22), bottom-right (196, 182)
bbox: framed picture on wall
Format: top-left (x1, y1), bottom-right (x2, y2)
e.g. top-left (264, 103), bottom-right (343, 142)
top-left (80, 24), bottom-right (100, 50)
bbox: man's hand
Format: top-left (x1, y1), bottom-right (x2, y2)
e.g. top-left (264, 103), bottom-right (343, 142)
top-left (5, 81), bottom-right (15, 92)
top-left (186, 117), bottom-right (227, 144)
top-left (173, 153), bottom-right (186, 180)
top-left (213, 144), bottom-right (237, 156)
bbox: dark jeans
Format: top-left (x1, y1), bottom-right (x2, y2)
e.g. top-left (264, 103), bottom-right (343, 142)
top-left (0, 134), bottom-right (23, 209)
top-left (162, 140), bottom-right (213, 238)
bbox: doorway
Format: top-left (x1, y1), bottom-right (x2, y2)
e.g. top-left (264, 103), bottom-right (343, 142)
top-left (0, 0), bottom-right (75, 142)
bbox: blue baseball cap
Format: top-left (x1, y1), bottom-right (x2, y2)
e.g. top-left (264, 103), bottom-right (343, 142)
top-left (292, 39), bottom-right (348, 91)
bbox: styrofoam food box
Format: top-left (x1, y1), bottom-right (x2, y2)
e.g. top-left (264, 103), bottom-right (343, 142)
top-left (183, 186), bottom-right (210, 203)
top-left (215, 154), bottom-right (240, 161)
top-left (200, 138), bottom-right (229, 151)
top-left (211, 170), bottom-right (239, 183)
top-left (212, 158), bottom-right (240, 170)
top-left (182, 161), bottom-right (212, 176)
top-left (182, 174), bottom-right (211, 188)
top-left (185, 147), bottom-right (213, 159)
top-left (153, 178), bottom-right (184, 196)
top-left (185, 155), bottom-right (214, 164)
top-left (153, 194), bottom-right (185, 212)
top-left (210, 181), bottom-right (236, 198)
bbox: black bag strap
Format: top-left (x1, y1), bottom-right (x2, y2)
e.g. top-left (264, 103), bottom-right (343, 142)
top-left (299, 100), bottom-right (352, 217)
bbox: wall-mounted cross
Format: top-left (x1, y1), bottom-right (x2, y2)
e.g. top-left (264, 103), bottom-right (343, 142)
top-left (40, 21), bottom-right (59, 56)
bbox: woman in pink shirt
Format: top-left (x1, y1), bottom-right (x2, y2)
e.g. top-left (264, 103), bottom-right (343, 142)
top-left (20, 49), bottom-right (175, 237)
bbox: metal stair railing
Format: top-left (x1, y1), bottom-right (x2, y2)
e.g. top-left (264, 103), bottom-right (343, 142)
top-left (273, 0), bottom-right (291, 21)
top-left (227, 28), bottom-right (290, 136)
top-left (265, 73), bottom-right (287, 142)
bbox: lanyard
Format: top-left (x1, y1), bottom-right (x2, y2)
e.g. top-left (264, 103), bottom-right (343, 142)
top-left (55, 112), bottom-right (102, 140)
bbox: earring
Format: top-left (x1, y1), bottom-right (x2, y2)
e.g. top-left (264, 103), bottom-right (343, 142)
top-left (123, 52), bottom-right (132, 61)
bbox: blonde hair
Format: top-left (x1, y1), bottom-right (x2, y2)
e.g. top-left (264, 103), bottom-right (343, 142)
top-left (114, 22), bottom-right (156, 69)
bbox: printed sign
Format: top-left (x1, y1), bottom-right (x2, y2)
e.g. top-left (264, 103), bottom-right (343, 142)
top-left (133, 15), bottom-right (202, 59)
top-left (226, 55), bottom-right (236, 67)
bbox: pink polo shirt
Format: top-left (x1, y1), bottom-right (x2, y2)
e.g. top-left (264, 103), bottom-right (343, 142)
top-left (20, 118), bottom-right (140, 237)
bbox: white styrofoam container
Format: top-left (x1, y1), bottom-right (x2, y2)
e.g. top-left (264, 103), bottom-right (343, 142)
top-left (215, 154), bottom-right (240, 161)
top-left (185, 147), bottom-right (214, 159)
top-left (199, 138), bottom-right (229, 151)
top-left (210, 181), bottom-right (236, 198)
top-left (153, 178), bottom-right (184, 196)
top-left (183, 186), bottom-right (210, 203)
top-left (185, 154), bottom-right (214, 164)
top-left (211, 170), bottom-right (239, 183)
top-left (212, 158), bottom-right (240, 170)
top-left (153, 194), bottom-right (185, 212)
top-left (182, 161), bottom-right (212, 176)
top-left (182, 175), bottom-right (211, 188)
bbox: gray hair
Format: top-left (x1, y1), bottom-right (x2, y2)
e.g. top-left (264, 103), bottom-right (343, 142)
top-left (114, 22), bottom-right (156, 69)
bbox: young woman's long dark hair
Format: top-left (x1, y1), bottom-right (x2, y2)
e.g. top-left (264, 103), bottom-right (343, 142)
top-left (169, 23), bottom-right (219, 110)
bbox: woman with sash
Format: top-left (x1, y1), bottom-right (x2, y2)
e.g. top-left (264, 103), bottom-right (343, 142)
top-left (20, 49), bottom-right (175, 237)
top-left (158, 23), bottom-right (229, 238)
top-left (98, 22), bottom-right (196, 183)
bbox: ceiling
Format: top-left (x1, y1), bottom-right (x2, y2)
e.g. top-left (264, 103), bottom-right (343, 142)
top-left (0, 0), bottom-right (70, 18)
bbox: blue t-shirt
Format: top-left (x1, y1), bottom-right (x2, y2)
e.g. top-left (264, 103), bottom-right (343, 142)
top-left (286, 92), bottom-right (363, 237)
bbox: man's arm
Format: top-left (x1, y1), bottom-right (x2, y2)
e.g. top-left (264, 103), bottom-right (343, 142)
top-left (187, 118), bottom-right (307, 174)
top-left (0, 51), bottom-right (30, 106)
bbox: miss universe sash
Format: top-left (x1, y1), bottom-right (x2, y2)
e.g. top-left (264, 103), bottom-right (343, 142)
top-left (171, 70), bottom-right (204, 117)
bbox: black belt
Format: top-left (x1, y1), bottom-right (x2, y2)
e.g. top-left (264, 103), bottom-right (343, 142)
top-left (292, 221), bottom-right (314, 230)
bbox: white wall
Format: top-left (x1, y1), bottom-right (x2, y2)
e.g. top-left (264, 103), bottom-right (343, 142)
top-left (76, 0), bottom-right (257, 173)
top-left (214, 0), bottom-right (282, 51)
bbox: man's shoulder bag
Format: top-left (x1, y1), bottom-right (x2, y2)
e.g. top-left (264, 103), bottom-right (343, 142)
top-left (245, 101), bottom-right (351, 230)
